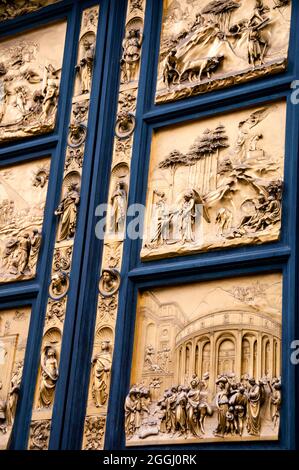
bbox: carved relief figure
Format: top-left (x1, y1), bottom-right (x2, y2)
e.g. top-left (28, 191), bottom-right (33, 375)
top-left (92, 341), bottom-right (112, 407)
top-left (125, 386), bottom-right (150, 439)
top-left (40, 64), bottom-right (60, 121)
top-left (213, 379), bottom-right (229, 437)
top-left (149, 191), bottom-right (170, 246)
top-left (0, 1), bottom-right (61, 22)
top-left (121, 29), bottom-right (143, 83)
top-left (142, 102), bottom-right (285, 260)
top-left (246, 377), bottom-right (263, 435)
top-left (39, 346), bottom-right (59, 408)
top-left (110, 182), bottom-right (127, 234)
top-left (163, 49), bottom-right (180, 90)
top-left (179, 191), bottom-right (195, 244)
top-left (55, 182), bottom-right (80, 242)
top-left (0, 159), bottom-right (49, 283)
top-left (0, 22), bottom-right (66, 142)
top-left (76, 38), bottom-right (95, 95)
top-left (269, 377), bottom-right (281, 429)
top-left (126, 274), bottom-right (282, 445)
top-left (156, 0), bottom-right (292, 103)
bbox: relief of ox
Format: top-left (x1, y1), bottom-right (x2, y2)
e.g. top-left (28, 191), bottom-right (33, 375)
top-left (180, 54), bottom-right (224, 83)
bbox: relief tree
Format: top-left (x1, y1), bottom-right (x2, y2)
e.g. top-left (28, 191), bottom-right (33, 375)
top-left (159, 149), bottom-right (186, 203)
top-left (209, 124), bottom-right (229, 190)
top-left (201, 0), bottom-right (240, 33)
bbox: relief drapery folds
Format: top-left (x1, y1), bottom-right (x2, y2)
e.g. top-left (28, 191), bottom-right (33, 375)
top-left (55, 169), bottom-right (81, 244)
top-left (0, 21), bottom-right (66, 142)
top-left (156, 0), bottom-right (291, 103)
top-left (141, 101), bottom-right (286, 260)
top-left (126, 274), bottom-right (282, 445)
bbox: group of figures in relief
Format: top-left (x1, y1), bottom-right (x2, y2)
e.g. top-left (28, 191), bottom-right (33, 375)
top-left (1, 228), bottom-right (41, 278)
top-left (0, 361), bottom-right (23, 438)
top-left (0, 162), bottom-right (49, 283)
top-left (143, 104), bottom-right (284, 258)
top-left (0, 1), bottom-right (60, 22)
top-left (125, 373), bottom-right (282, 441)
top-left (158, 0), bottom-right (291, 101)
top-left (0, 38), bottom-right (62, 141)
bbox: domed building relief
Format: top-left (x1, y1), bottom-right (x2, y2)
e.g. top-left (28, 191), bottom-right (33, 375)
top-left (126, 273), bottom-right (282, 445)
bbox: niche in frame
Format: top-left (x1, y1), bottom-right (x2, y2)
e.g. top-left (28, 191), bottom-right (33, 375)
top-left (125, 272), bottom-right (283, 446)
top-left (141, 100), bottom-right (286, 260)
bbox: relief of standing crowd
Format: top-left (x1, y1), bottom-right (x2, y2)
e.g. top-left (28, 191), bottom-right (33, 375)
top-left (125, 373), bottom-right (281, 441)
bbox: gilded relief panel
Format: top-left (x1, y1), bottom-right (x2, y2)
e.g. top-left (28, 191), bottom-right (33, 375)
top-left (0, 306), bottom-right (32, 449)
top-left (126, 273), bottom-right (282, 446)
top-left (141, 101), bottom-right (285, 260)
top-left (0, 157), bottom-right (50, 283)
top-left (156, 0), bottom-right (291, 103)
top-left (0, 1), bottom-right (61, 22)
top-left (0, 21), bottom-right (67, 143)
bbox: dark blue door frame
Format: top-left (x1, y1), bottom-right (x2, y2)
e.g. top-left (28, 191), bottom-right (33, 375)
top-left (66, 0), bottom-right (299, 451)
top-left (0, 0), bottom-right (114, 450)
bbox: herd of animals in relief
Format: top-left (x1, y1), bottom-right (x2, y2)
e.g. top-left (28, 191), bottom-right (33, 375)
top-left (126, 274), bottom-right (282, 445)
top-left (0, 21), bottom-right (66, 142)
top-left (141, 101), bottom-right (285, 259)
top-left (156, 0), bottom-right (291, 103)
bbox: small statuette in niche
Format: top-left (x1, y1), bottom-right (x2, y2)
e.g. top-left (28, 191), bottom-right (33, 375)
top-left (36, 328), bottom-right (61, 411)
top-left (39, 346), bottom-right (59, 409)
top-left (110, 181), bottom-right (127, 235)
top-left (55, 175), bottom-right (80, 242)
top-left (92, 340), bottom-right (112, 407)
top-left (121, 27), bottom-right (143, 84)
